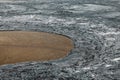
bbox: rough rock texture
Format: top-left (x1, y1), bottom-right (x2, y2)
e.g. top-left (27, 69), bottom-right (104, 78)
top-left (0, 0), bottom-right (120, 80)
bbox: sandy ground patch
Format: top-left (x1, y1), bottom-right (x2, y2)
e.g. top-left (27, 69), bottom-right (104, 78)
top-left (0, 31), bottom-right (73, 65)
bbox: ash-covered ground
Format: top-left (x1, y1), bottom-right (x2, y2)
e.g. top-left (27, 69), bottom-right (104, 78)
top-left (0, 0), bottom-right (120, 80)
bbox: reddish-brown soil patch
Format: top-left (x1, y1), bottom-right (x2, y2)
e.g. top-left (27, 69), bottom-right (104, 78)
top-left (0, 31), bottom-right (73, 65)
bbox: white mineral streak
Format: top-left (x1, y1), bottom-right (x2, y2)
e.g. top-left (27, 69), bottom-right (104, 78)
top-left (99, 32), bottom-right (120, 36)
top-left (64, 4), bottom-right (114, 13)
top-left (82, 67), bottom-right (91, 70)
top-left (112, 57), bottom-right (120, 62)
top-left (105, 64), bottom-right (112, 67)
top-left (102, 12), bottom-right (120, 18)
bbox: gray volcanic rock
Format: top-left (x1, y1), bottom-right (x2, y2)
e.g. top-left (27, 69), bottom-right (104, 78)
top-left (0, 0), bottom-right (120, 80)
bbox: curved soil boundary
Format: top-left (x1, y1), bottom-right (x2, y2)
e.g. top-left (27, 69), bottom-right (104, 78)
top-left (0, 31), bottom-right (73, 65)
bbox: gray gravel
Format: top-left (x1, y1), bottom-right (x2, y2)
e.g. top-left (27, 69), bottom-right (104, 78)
top-left (0, 0), bottom-right (120, 80)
